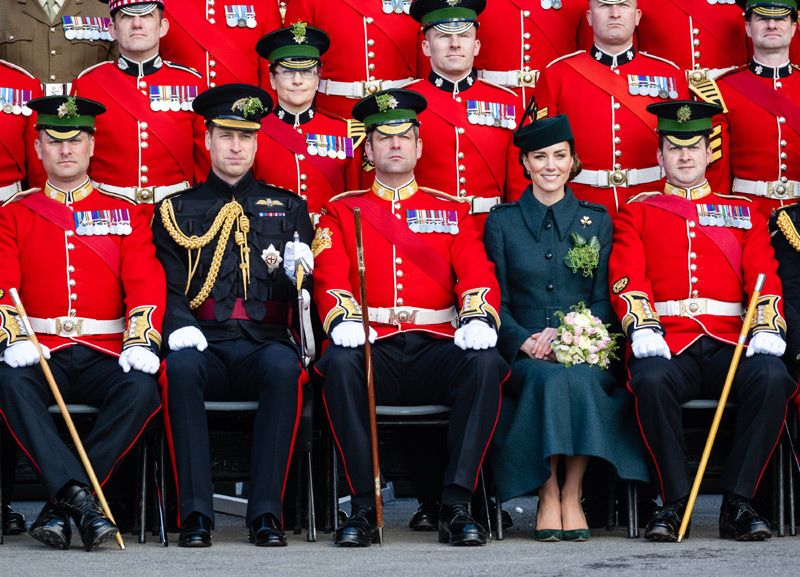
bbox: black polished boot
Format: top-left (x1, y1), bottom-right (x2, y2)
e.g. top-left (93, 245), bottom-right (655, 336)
top-left (178, 512), bottom-right (213, 547)
top-left (28, 502), bottom-right (71, 550)
top-left (58, 485), bottom-right (118, 551)
top-left (409, 500), bottom-right (439, 531)
top-left (334, 506), bottom-right (378, 547)
top-left (248, 513), bottom-right (287, 547)
top-left (438, 503), bottom-right (487, 546)
top-left (644, 498), bottom-right (687, 542)
top-left (719, 495), bottom-right (771, 541)
top-left (3, 503), bottom-right (26, 535)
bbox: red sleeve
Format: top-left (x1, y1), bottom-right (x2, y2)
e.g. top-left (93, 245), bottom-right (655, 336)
top-left (193, 113), bottom-right (210, 184)
top-left (24, 81), bottom-right (46, 190)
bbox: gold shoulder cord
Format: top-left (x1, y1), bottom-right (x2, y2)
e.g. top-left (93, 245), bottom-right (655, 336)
top-left (159, 198), bottom-right (252, 309)
top-left (776, 210), bottom-right (800, 253)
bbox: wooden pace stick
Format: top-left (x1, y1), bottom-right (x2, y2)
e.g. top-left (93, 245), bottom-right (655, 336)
top-left (9, 288), bottom-right (126, 550)
top-left (353, 208), bottom-right (384, 545)
top-left (677, 273), bottom-right (766, 543)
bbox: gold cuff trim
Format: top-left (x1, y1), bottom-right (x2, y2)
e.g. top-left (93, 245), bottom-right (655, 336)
top-left (123, 305), bottom-right (163, 350)
top-left (750, 294), bottom-right (787, 336)
top-left (620, 291), bottom-right (661, 335)
top-left (459, 288), bottom-right (500, 328)
top-left (323, 289), bottom-right (363, 333)
top-left (0, 305), bottom-right (28, 346)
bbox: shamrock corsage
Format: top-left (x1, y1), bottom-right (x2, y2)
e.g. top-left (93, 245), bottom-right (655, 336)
top-left (564, 232), bottom-right (600, 278)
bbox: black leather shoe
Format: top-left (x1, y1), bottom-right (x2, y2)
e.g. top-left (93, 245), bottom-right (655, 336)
top-left (248, 513), bottom-right (287, 547)
top-left (719, 496), bottom-right (771, 541)
top-left (334, 506), bottom-right (378, 547)
top-left (28, 502), bottom-right (71, 550)
top-left (3, 504), bottom-right (26, 535)
top-left (644, 499), bottom-right (687, 542)
top-left (59, 485), bottom-right (118, 551)
top-left (409, 501), bottom-right (439, 531)
top-left (438, 503), bottom-right (487, 546)
top-left (179, 512), bottom-right (213, 548)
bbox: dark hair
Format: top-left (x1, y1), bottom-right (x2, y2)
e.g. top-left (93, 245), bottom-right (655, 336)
top-left (518, 140), bottom-right (582, 181)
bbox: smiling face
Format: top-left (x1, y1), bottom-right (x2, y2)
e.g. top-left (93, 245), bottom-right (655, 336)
top-left (206, 126), bottom-right (258, 185)
top-left (35, 131), bottom-right (94, 188)
top-left (522, 141), bottom-right (573, 204)
top-left (587, 0), bottom-right (640, 51)
top-left (746, 14), bottom-right (797, 56)
top-left (269, 64), bottom-right (320, 113)
top-left (109, 9), bottom-right (168, 61)
top-left (422, 27), bottom-right (480, 81)
top-left (657, 137), bottom-right (712, 190)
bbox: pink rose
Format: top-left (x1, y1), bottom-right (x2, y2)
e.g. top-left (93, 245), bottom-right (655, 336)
top-left (561, 332), bottom-right (574, 345)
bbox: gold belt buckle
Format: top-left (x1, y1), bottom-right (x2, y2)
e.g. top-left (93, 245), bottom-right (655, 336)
top-left (516, 69), bottom-right (537, 88)
top-left (607, 170), bottom-right (628, 187)
top-left (680, 299), bottom-right (706, 317)
top-left (56, 317), bottom-right (83, 336)
top-left (768, 181), bottom-right (794, 199)
top-left (687, 68), bottom-right (709, 87)
top-left (389, 308), bottom-right (417, 324)
top-left (361, 80), bottom-right (382, 97)
top-left (135, 187), bottom-right (155, 203)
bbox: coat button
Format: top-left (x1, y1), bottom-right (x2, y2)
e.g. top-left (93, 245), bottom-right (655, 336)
top-left (396, 270), bottom-right (404, 278)
top-left (396, 283), bottom-right (403, 291)
top-left (546, 282), bottom-right (554, 291)
top-left (395, 257), bottom-right (402, 265)
top-left (544, 222), bottom-right (552, 230)
top-left (545, 250), bottom-right (553, 259)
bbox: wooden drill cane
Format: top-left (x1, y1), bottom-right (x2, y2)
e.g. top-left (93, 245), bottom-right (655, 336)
top-left (353, 208), bottom-right (384, 545)
top-left (677, 273), bottom-right (766, 542)
top-left (9, 288), bottom-right (125, 550)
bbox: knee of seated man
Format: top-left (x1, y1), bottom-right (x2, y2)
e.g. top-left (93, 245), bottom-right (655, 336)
top-left (628, 359), bottom-right (675, 398)
top-left (165, 347), bottom-right (207, 381)
top-left (0, 364), bottom-right (43, 403)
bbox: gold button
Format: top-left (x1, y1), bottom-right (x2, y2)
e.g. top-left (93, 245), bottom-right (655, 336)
top-left (141, 175), bottom-right (149, 184)
top-left (368, 64), bottom-right (375, 71)
top-left (209, 60), bottom-right (216, 67)
top-left (70, 294), bottom-right (78, 301)
top-left (367, 39), bottom-right (375, 46)
top-left (458, 165), bottom-right (465, 172)
top-left (50, 49), bottom-right (56, 55)
top-left (50, 75), bottom-right (56, 81)
top-left (65, 230), bottom-right (74, 237)
top-left (522, 10), bottom-right (530, 16)
top-left (614, 137), bottom-right (621, 144)
top-left (690, 264), bottom-right (697, 271)
top-left (300, 184), bottom-right (307, 191)
top-left (457, 152), bottom-right (464, 159)
top-left (523, 44), bottom-right (530, 50)
top-left (459, 177), bottom-right (466, 184)
top-left (693, 39), bottom-right (700, 46)
top-left (141, 165), bottom-right (149, 173)
top-left (366, 17), bottom-right (374, 24)
top-left (397, 297), bottom-right (404, 305)
top-left (209, 18), bottom-right (215, 24)
top-left (613, 124), bottom-right (620, 131)
top-left (689, 302), bottom-right (699, 313)
top-left (139, 81), bottom-right (147, 89)
top-left (396, 270), bottom-right (404, 278)
top-left (298, 154), bottom-right (305, 161)
top-left (136, 189), bottom-right (153, 202)
top-left (523, 33), bottom-right (531, 40)
top-left (690, 252), bottom-right (696, 259)
top-left (210, 82), bottom-right (217, 88)
top-left (210, 71), bottom-right (217, 78)
top-left (781, 153), bottom-right (788, 160)
top-left (69, 279), bottom-right (76, 287)
top-left (395, 257), bottom-right (402, 265)
top-left (615, 150), bottom-right (622, 157)
top-left (140, 121), bottom-right (148, 130)
top-left (141, 141), bottom-right (149, 149)
top-left (457, 128), bottom-right (465, 134)
top-left (396, 283), bottom-right (403, 291)
top-left (368, 51), bottom-right (375, 59)
top-left (691, 290), bottom-right (699, 298)
top-left (140, 132), bottom-right (149, 140)
top-left (68, 266), bottom-right (75, 273)
top-left (67, 243), bottom-right (75, 250)
top-left (300, 174), bottom-right (307, 181)
top-left (691, 276), bottom-right (698, 283)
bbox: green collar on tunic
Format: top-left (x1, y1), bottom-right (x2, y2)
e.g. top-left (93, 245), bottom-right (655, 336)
top-left (518, 186), bottom-right (579, 242)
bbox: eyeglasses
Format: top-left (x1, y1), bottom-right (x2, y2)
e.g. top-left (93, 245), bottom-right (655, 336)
top-left (274, 68), bottom-right (319, 80)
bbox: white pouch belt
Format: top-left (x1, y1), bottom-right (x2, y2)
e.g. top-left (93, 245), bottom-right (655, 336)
top-left (368, 306), bottom-right (457, 325)
top-left (29, 316), bottom-right (125, 337)
top-left (655, 299), bottom-right (743, 318)
top-left (0, 181), bottom-right (22, 203)
top-left (94, 181), bottom-right (190, 204)
top-left (572, 166), bottom-right (664, 188)
top-left (732, 177), bottom-right (800, 200)
top-left (467, 196), bottom-right (502, 214)
top-left (477, 69), bottom-right (538, 88)
top-left (318, 78), bottom-right (413, 99)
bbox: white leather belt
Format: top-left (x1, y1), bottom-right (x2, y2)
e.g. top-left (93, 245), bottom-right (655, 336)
top-left (94, 181), bottom-right (190, 204)
top-left (29, 316), bottom-right (125, 337)
top-left (368, 306), bottom-right (457, 325)
top-left (467, 196), bottom-right (502, 214)
top-left (655, 299), bottom-right (743, 318)
top-left (318, 78), bottom-right (414, 99)
top-left (732, 177), bottom-right (800, 200)
top-left (42, 82), bottom-right (72, 96)
top-left (572, 166), bottom-right (664, 188)
top-left (0, 181), bottom-right (22, 203)
top-left (477, 69), bottom-right (538, 88)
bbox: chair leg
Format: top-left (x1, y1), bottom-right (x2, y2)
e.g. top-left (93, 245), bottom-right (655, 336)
top-left (494, 485), bottom-right (504, 541)
top-left (138, 441), bottom-right (149, 544)
top-left (306, 451), bottom-right (316, 542)
top-left (606, 482), bottom-right (616, 531)
top-left (331, 442), bottom-right (339, 538)
top-left (294, 453), bottom-right (303, 535)
top-left (627, 482), bottom-right (639, 538)
top-left (0, 421), bottom-right (4, 546)
top-left (477, 467), bottom-right (492, 541)
top-left (154, 434), bottom-right (168, 546)
top-left (790, 432), bottom-right (797, 537)
top-left (778, 440), bottom-right (786, 537)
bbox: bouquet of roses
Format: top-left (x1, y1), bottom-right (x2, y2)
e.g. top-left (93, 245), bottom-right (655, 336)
top-left (551, 303), bottom-right (619, 369)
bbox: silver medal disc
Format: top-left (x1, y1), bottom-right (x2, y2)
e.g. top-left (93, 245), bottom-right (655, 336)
top-left (65, 30), bottom-right (76, 40)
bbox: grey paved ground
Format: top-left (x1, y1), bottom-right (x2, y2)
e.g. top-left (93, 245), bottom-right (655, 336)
top-left (1, 496), bottom-right (797, 577)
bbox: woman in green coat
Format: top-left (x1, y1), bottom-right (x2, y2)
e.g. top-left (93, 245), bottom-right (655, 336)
top-left (484, 113), bottom-right (648, 542)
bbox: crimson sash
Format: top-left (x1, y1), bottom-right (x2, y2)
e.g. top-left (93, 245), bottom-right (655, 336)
top-left (19, 193), bottom-right (121, 277)
top-left (722, 71), bottom-right (800, 140)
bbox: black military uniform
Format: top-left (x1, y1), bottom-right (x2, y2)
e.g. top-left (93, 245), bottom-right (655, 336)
top-left (152, 84), bottom-right (314, 547)
top-left (771, 203), bottom-right (800, 379)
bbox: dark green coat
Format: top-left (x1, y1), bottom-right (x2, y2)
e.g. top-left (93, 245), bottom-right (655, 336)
top-left (484, 187), bottom-right (648, 501)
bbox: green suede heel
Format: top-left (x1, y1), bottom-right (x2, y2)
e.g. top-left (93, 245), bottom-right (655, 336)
top-left (561, 528), bottom-right (590, 542)
top-left (534, 528), bottom-right (563, 542)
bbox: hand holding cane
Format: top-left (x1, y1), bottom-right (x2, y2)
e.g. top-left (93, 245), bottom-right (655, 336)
top-left (353, 208), bottom-right (384, 545)
top-left (677, 273), bottom-right (766, 542)
top-left (9, 288), bottom-right (125, 550)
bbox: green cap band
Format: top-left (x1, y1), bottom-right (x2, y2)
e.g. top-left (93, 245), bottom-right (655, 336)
top-left (657, 118), bottom-right (713, 133)
top-left (421, 7), bottom-right (477, 24)
top-left (36, 113), bottom-right (96, 129)
top-left (363, 109), bottom-right (419, 127)
top-left (269, 44), bottom-right (321, 63)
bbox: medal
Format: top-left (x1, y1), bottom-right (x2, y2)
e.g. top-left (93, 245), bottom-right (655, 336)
top-left (382, 0), bottom-right (393, 13)
top-left (261, 244), bottom-right (283, 273)
top-left (541, 0), bottom-right (553, 8)
top-left (553, 0), bottom-right (562, 7)
top-left (90, 19), bottom-right (101, 41)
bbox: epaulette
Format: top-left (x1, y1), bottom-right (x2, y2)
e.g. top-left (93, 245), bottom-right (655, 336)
top-left (0, 59), bottom-right (35, 79)
top-left (94, 184), bottom-right (137, 205)
top-left (489, 201), bottom-right (517, 213)
top-left (626, 191), bottom-right (661, 203)
top-left (399, 78), bottom-right (422, 89)
top-left (715, 64), bottom-right (748, 81)
top-left (476, 78), bottom-right (517, 96)
top-left (689, 74), bottom-right (728, 112)
top-left (1, 187), bottom-right (40, 207)
top-left (546, 50), bottom-right (584, 69)
top-left (329, 189), bottom-right (369, 202)
top-left (578, 199), bottom-right (609, 213)
top-left (77, 60), bottom-right (113, 79)
top-left (774, 206), bottom-right (800, 252)
top-left (256, 179), bottom-right (302, 198)
top-left (419, 186), bottom-right (468, 203)
top-left (164, 61), bottom-right (202, 78)
top-left (639, 51), bottom-right (681, 70)
top-left (712, 192), bottom-right (752, 203)
top-left (347, 118), bottom-right (366, 149)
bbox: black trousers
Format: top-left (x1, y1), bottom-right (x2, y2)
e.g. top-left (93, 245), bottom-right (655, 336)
top-left (317, 332), bottom-right (508, 500)
top-left (628, 337), bottom-right (797, 502)
top-left (164, 338), bottom-right (303, 526)
top-left (0, 345), bottom-right (161, 498)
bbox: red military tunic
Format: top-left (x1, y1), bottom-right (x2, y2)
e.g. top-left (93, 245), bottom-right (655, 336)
top-left (253, 105), bottom-right (361, 222)
top-left (473, 0), bottom-right (589, 110)
top-left (405, 72), bottom-right (527, 220)
top-left (284, 0), bottom-right (420, 119)
top-left (0, 59), bottom-right (45, 198)
top-left (536, 47), bottom-right (690, 217)
top-left (609, 183), bottom-right (785, 356)
top-left (706, 62), bottom-right (800, 220)
top-left (313, 180), bottom-right (501, 339)
top-left (71, 54), bottom-right (209, 204)
top-left (0, 181), bottom-right (165, 357)
top-left (160, 0), bottom-right (282, 90)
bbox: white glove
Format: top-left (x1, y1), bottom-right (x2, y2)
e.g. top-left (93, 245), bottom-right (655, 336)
top-left (119, 346), bottom-right (160, 374)
top-left (168, 326), bottom-right (208, 352)
top-left (746, 332), bottom-right (786, 357)
top-left (631, 328), bottom-right (671, 360)
top-left (453, 320), bottom-right (497, 351)
top-left (330, 321), bottom-right (377, 348)
top-left (2, 341), bottom-right (50, 368)
top-left (284, 241), bottom-right (314, 284)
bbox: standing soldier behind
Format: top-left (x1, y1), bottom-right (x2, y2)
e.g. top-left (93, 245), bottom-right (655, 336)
top-left (404, 0), bottom-right (527, 220)
top-left (159, 0), bottom-right (282, 91)
top-left (284, 0), bottom-right (420, 120)
top-left (536, 0), bottom-right (690, 217)
top-left (698, 1), bottom-right (800, 219)
top-left (0, 95), bottom-right (165, 551)
top-left (253, 23), bottom-right (362, 225)
top-left (0, 0), bottom-right (116, 95)
top-left (153, 84), bottom-right (314, 548)
top-left (71, 0), bottom-right (208, 206)
top-left (610, 100), bottom-right (796, 542)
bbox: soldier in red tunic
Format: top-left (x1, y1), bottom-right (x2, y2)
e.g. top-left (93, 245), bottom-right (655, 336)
top-left (160, 0), bottom-right (282, 90)
top-left (536, 0), bottom-right (690, 217)
top-left (313, 88), bottom-right (508, 547)
top-left (283, 0), bottom-right (420, 120)
top-left (71, 0), bottom-right (208, 205)
top-left (253, 22), bottom-right (362, 224)
top-left (609, 100), bottom-right (797, 542)
top-left (0, 95), bottom-right (165, 551)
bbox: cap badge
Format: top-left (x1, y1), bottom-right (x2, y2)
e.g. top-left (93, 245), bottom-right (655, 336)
top-left (580, 216), bottom-right (592, 228)
top-left (232, 97), bottom-right (265, 116)
top-left (446, 0), bottom-right (461, 6)
top-left (291, 21), bottom-right (308, 44)
top-left (57, 95), bottom-right (79, 119)
top-left (261, 244), bottom-right (283, 273)
top-left (376, 94), bottom-right (399, 112)
top-left (677, 105), bottom-right (692, 123)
